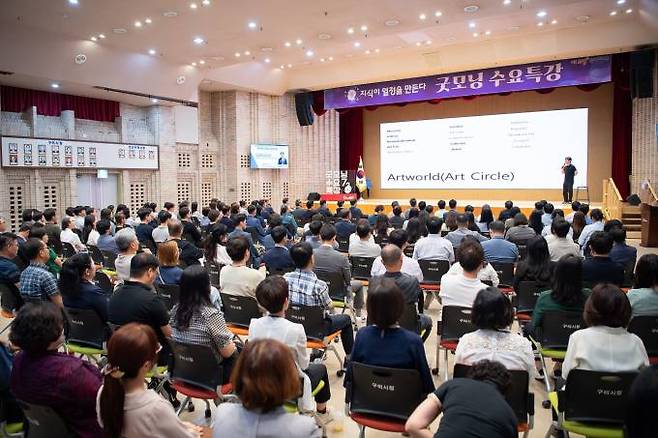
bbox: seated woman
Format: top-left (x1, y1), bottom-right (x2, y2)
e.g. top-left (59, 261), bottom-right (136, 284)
top-left (169, 265), bottom-right (238, 383)
top-left (345, 278), bottom-right (434, 398)
top-left (513, 235), bottom-right (555, 293)
top-left (476, 204), bottom-right (494, 233)
top-left (505, 213), bottom-right (536, 246)
top-left (83, 215), bottom-right (100, 246)
top-left (627, 254), bottom-right (658, 317)
top-left (455, 287), bottom-right (535, 378)
top-left (204, 224), bottom-right (233, 266)
top-left (156, 241), bottom-right (183, 285)
top-left (405, 359), bottom-right (517, 438)
top-left (29, 226), bottom-right (62, 276)
top-left (97, 323), bottom-right (201, 438)
top-left (213, 339), bottom-right (321, 437)
top-left (9, 303), bottom-right (103, 438)
top-left (625, 364), bottom-right (658, 438)
top-left (562, 283), bottom-right (649, 379)
top-left (59, 253), bottom-right (109, 322)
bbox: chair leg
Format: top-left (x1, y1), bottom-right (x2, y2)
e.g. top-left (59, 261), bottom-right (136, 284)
top-left (358, 425), bottom-right (366, 438)
top-left (443, 349), bottom-right (449, 382)
top-left (432, 338), bottom-right (440, 375)
top-left (424, 292), bottom-right (433, 310)
top-left (204, 400), bottom-right (212, 419)
top-left (539, 354), bottom-right (552, 392)
top-left (175, 396), bottom-right (191, 416)
top-left (329, 345), bottom-right (345, 377)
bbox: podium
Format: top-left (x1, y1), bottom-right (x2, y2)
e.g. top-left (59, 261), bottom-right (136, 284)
top-left (641, 203), bottom-right (658, 247)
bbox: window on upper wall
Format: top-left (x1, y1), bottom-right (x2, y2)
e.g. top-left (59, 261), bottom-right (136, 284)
top-left (240, 154), bottom-right (250, 168)
top-left (8, 185), bottom-right (24, 232)
top-left (261, 181), bottom-right (272, 201)
top-left (240, 182), bottom-right (251, 202)
top-left (42, 184), bottom-right (58, 211)
top-left (177, 182), bottom-right (191, 204)
top-left (178, 153), bottom-right (192, 168)
top-left (129, 183), bottom-right (146, 216)
top-left (201, 181), bottom-right (214, 207)
top-left (200, 154), bottom-right (215, 168)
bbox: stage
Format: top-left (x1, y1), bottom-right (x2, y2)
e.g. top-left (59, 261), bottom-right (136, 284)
top-left (322, 198), bottom-right (601, 217)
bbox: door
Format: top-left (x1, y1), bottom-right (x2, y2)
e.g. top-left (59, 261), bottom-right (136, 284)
top-left (76, 174), bottom-right (118, 208)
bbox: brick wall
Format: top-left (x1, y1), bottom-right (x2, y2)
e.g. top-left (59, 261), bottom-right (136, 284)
top-left (631, 49), bottom-right (658, 192)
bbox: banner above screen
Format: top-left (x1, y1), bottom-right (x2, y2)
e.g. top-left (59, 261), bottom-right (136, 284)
top-left (324, 55), bottom-right (611, 110)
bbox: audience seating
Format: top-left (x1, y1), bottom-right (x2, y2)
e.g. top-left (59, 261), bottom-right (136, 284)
top-left (513, 281), bottom-right (544, 323)
top-left (336, 236), bottom-right (350, 253)
top-left (285, 303), bottom-right (344, 376)
top-left (219, 293), bottom-right (262, 340)
top-left (418, 259), bottom-right (450, 310)
top-left (453, 364), bottom-right (534, 438)
top-left (628, 316), bottom-right (658, 364)
top-left (403, 244), bottom-right (414, 258)
top-left (489, 262), bottom-right (515, 292)
top-left (17, 400), bottom-right (74, 438)
top-left (154, 283), bottom-right (180, 311)
top-left (100, 250), bottom-right (117, 271)
top-left (349, 256), bottom-right (375, 281)
top-left (398, 302), bottom-right (425, 338)
top-left (206, 261), bottom-right (222, 287)
top-left (373, 235), bottom-right (389, 247)
top-left (433, 306), bottom-right (477, 380)
top-left (64, 307), bottom-right (108, 365)
top-left (61, 242), bottom-right (76, 259)
top-left (314, 269), bottom-right (354, 318)
top-left (86, 245), bottom-right (104, 267)
top-left (267, 266), bottom-right (294, 276)
top-left (0, 283), bottom-right (23, 319)
top-left (94, 271), bottom-right (113, 295)
top-left (547, 369), bottom-right (636, 438)
top-left (169, 340), bottom-right (236, 419)
top-left (349, 362), bottom-right (424, 438)
top-left (517, 244), bottom-right (528, 261)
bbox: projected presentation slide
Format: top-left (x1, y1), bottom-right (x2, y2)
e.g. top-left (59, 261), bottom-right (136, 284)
top-left (250, 144), bottom-right (289, 169)
top-left (380, 108), bottom-right (588, 189)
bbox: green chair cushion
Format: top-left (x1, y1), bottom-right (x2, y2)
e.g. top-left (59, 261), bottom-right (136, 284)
top-left (548, 392), bottom-right (623, 438)
top-left (67, 343), bottom-right (105, 356)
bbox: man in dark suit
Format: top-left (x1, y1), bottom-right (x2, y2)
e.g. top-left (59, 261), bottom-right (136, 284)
top-left (179, 206), bottom-right (202, 247)
top-left (261, 226), bottom-right (294, 273)
top-left (302, 200), bottom-right (317, 222)
top-left (246, 205), bottom-right (267, 244)
top-left (317, 200), bottom-right (332, 218)
top-left (135, 207), bottom-right (156, 250)
top-left (291, 200), bottom-right (306, 223)
top-left (228, 214), bottom-right (260, 267)
top-left (167, 219), bottom-right (203, 266)
top-left (349, 199), bottom-right (363, 220)
top-left (334, 209), bottom-right (356, 239)
top-left (582, 231), bottom-right (624, 287)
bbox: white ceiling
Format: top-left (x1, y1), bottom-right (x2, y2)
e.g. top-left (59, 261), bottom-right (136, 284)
top-left (0, 0), bottom-right (656, 105)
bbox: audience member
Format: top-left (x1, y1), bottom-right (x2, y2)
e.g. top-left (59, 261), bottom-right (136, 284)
top-left (59, 253), bottom-right (108, 322)
top-left (246, 204), bottom-right (267, 244)
top-left (625, 364), bottom-right (658, 438)
top-left (565, 201), bottom-right (581, 223)
top-left (582, 231), bottom-right (624, 287)
top-left (371, 229), bottom-right (423, 281)
top-left (10, 303), bottom-right (103, 437)
top-left (82, 215), bottom-right (99, 246)
top-left (135, 208), bottom-right (156, 249)
top-left (349, 219), bottom-right (376, 247)
top-left (445, 214), bottom-right (488, 248)
top-left (168, 219), bottom-right (203, 267)
top-left (547, 219), bottom-right (580, 262)
top-left (412, 217), bottom-right (454, 262)
top-left (439, 239), bottom-right (488, 307)
top-left (179, 206), bottom-right (202, 247)
top-left (528, 210), bottom-right (545, 236)
top-left (436, 200), bottom-right (447, 219)
top-left (481, 221), bottom-right (519, 264)
top-left (19, 238), bottom-right (62, 307)
top-left (29, 226), bottom-right (62, 275)
top-left (579, 203), bottom-right (592, 224)
top-left (578, 208), bottom-right (605, 250)
top-left (219, 236), bottom-right (266, 299)
top-left (96, 219), bottom-right (119, 256)
top-left (373, 213), bottom-right (391, 240)
top-left (227, 214), bottom-right (259, 265)
top-left (60, 216), bottom-right (86, 252)
top-left (349, 199), bottom-right (363, 220)
top-left (505, 213), bottom-right (536, 246)
top-left (349, 220), bottom-right (381, 258)
top-left (476, 204), bottom-right (494, 232)
top-left (155, 241), bottom-right (183, 285)
top-left (571, 211), bottom-right (587, 242)
top-left (446, 236), bottom-right (500, 286)
top-left (563, 284), bottom-right (648, 378)
top-left (627, 254), bottom-right (658, 316)
top-left (541, 203), bottom-right (555, 227)
top-left (405, 198), bottom-right (418, 219)
top-left (114, 228), bottom-right (140, 282)
top-left (503, 206), bottom-right (521, 230)
top-left (305, 220), bottom-right (324, 249)
top-left (152, 210), bottom-right (171, 243)
top-left (204, 224), bottom-right (232, 266)
top-left (609, 227), bottom-right (637, 270)
top-left (262, 226), bottom-right (295, 273)
top-left (43, 208), bottom-right (62, 250)
top-left (405, 217), bottom-right (425, 245)
top-left (73, 206), bottom-right (86, 230)
top-left (0, 233), bottom-right (21, 301)
top-left (498, 200), bottom-right (514, 222)
top-left (390, 206), bottom-right (405, 229)
top-left (513, 236), bottom-right (555, 292)
top-left (335, 208), bottom-right (356, 239)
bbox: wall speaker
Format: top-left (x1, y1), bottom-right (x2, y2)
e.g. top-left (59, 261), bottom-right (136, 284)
top-left (295, 92), bottom-right (314, 126)
top-left (630, 49), bottom-right (655, 99)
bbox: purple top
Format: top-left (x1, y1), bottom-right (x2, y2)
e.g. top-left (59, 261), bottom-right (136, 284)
top-left (10, 351), bottom-right (103, 437)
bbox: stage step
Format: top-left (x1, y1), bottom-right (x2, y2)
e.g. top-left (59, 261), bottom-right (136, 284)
top-left (621, 203), bottom-right (642, 238)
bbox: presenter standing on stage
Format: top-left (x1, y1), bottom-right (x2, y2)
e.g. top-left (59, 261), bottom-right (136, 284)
top-left (561, 156), bottom-right (577, 204)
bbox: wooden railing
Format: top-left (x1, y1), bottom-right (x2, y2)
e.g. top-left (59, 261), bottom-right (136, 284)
top-left (602, 178), bottom-right (623, 220)
top-left (646, 180), bottom-right (658, 203)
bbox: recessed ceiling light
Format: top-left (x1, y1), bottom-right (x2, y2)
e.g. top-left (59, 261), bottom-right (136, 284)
top-left (287, 64), bottom-right (292, 68)
top-left (384, 19), bottom-right (400, 27)
top-left (112, 28), bottom-right (127, 34)
top-left (148, 49), bottom-right (156, 55)
top-left (280, 65), bottom-right (285, 69)
top-left (193, 36), bottom-right (205, 44)
top-left (284, 41), bottom-right (291, 47)
top-left (464, 5), bottom-right (480, 13)
top-left (609, 10), bottom-right (617, 16)
top-left (244, 51), bottom-right (250, 56)
top-left (134, 21), bottom-right (142, 27)
top-left (163, 11), bottom-right (178, 17)
top-left (347, 27), bottom-right (354, 34)
top-left (365, 49), bottom-right (371, 54)
top-left (68, 0), bottom-right (78, 5)
top-left (98, 33), bottom-right (106, 39)
top-left (320, 58), bottom-right (325, 62)
top-left (485, 30), bottom-right (491, 35)
top-left (295, 38), bottom-right (302, 45)
top-left (144, 18), bottom-right (152, 24)
top-left (434, 11), bottom-right (442, 17)
top-left (576, 15), bottom-right (591, 22)
top-left (353, 41), bottom-right (361, 47)
top-left (625, 8), bottom-right (632, 13)
top-left (305, 50), bottom-right (314, 57)
top-left (318, 33), bottom-right (331, 40)
top-left (264, 58), bottom-right (271, 63)
top-left (192, 62), bottom-right (197, 66)
top-left (419, 13), bottom-right (427, 20)
top-left (537, 21), bottom-right (544, 26)
top-left (90, 36), bottom-right (97, 41)
top-left (202, 0), bottom-right (210, 5)
top-left (469, 21), bottom-right (476, 28)
top-left (261, 47), bottom-right (273, 52)
top-left (503, 0), bottom-right (511, 5)
top-left (248, 21), bottom-right (257, 29)
top-left (328, 56), bottom-right (333, 61)
top-left (537, 10), bottom-right (547, 18)
top-left (51, 83), bottom-right (60, 89)
top-left (415, 42), bottom-right (421, 46)
top-left (151, 98), bottom-right (158, 103)
top-left (551, 19), bottom-right (558, 24)
top-left (360, 25), bottom-right (368, 32)
top-left (199, 59), bottom-right (205, 64)
top-left (374, 48), bottom-right (380, 53)
top-left (472, 32), bottom-right (479, 37)
top-left (616, 0), bottom-right (625, 4)
top-left (190, 3), bottom-right (198, 9)
top-left (425, 40), bottom-right (432, 45)
top-left (235, 52), bottom-right (241, 57)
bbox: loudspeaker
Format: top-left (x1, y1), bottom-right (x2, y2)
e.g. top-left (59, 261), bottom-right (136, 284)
top-left (627, 194), bottom-right (641, 206)
top-left (295, 92), bottom-right (314, 126)
top-left (630, 50), bottom-right (655, 99)
top-left (307, 192), bottom-right (321, 201)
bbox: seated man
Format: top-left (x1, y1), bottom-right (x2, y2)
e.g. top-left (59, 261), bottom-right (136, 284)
top-left (445, 214), bottom-right (488, 248)
top-left (609, 227), bottom-right (637, 270)
top-left (151, 210), bottom-right (171, 244)
top-left (280, 204), bottom-right (299, 237)
top-left (504, 213), bottom-right (536, 246)
top-left (285, 242), bottom-right (354, 361)
top-left (313, 224), bottom-right (364, 318)
top-left (349, 199), bottom-right (363, 220)
top-left (481, 221), bottom-right (519, 264)
top-left (371, 229), bottom-right (423, 282)
top-left (246, 204), bottom-right (267, 244)
top-left (219, 236), bottom-right (266, 300)
top-left (578, 208), bottom-right (605, 252)
top-left (228, 214), bottom-right (260, 266)
top-left (18, 238), bottom-right (62, 307)
top-left (167, 219), bottom-right (203, 267)
top-left (412, 217), bottom-right (454, 262)
top-left (134, 207), bottom-right (156, 249)
top-left (348, 221), bottom-right (381, 258)
top-left (439, 239), bottom-right (488, 307)
top-left (0, 233), bottom-right (22, 309)
top-left (334, 208), bottom-right (356, 240)
top-left (547, 219), bottom-right (581, 262)
top-left (95, 220), bottom-right (119, 256)
top-left (261, 226), bottom-right (295, 273)
top-left (179, 206), bottom-right (202, 248)
top-left (582, 231), bottom-right (624, 286)
top-left (374, 245), bottom-right (432, 341)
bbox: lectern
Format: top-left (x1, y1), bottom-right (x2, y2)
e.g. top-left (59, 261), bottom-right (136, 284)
top-left (641, 203), bottom-right (658, 247)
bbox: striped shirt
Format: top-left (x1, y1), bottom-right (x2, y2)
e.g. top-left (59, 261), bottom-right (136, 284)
top-left (284, 269), bottom-right (331, 309)
top-left (169, 304), bottom-right (232, 352)
top-left (19, 263), bottom-right (58, 300)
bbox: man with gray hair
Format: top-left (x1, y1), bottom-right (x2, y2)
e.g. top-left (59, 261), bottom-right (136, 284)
top-left (114, 228), bottom-right (139, 282)
top-left (372, 244), bottom-right (432, 341)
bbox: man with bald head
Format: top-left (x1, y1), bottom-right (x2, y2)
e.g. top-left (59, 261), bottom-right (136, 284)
top-left (372, 244), bottom-right (432, 341)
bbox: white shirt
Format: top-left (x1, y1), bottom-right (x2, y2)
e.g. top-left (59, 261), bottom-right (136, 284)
top-left (578, 220), bottom-right (604, 250)
top-left (447, 262), bottom-right (499, 287)
top-left (74, 216), bottom-right (85, 230)
top-left (547, 237), bottom-right (581, 262)
top-left (541, 224), bottom-right (573, 240)
top-left (349, 237), bottom-right (381, 258)
top-left (456, 329), bottom-right (536, 379)
top-left (114, 253), bottom-right (135, 282)
top-left (87, 229), bottom-right (100, 246)
top-left (371, 254), bottom-right (423, 282)
top-left (60, 228), bottom-right (86, 252)
top-left (562, 325), bottom-right (649, 379)
top-left (214, 245), bottom-right (233, 266)
top-left (219, 265), bottom-right (266, 299)
top-left (412, 234), bottom-right (455, 263)
top-left (439, 272), bottom-right (488, 307)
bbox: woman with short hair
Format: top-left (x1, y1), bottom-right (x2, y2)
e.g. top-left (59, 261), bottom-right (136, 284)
top-left (59, 252), bottom-right (109, 322)
top-left (213, 339), bottom-right (322, 437)
top-left (156, 241), bottom-right (183, 285)
top-left (627, 254), bottom-right (658, 317)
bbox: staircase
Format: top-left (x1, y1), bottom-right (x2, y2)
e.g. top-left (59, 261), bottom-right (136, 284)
top-left (622, 204), bottom-right (642, 240)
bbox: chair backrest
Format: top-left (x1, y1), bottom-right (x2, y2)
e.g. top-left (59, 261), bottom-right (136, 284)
top-left (538, 311), bottom-right (585, 350)
top-left (267, 266), bottom-right (294, 276)
top-left (453, 364), bottom-right (531, 424)
top-left (94, 271), bottom-right (114, 295)
top-left (622, 261), bottom-right (635, 288)
top-left (514, 281), bottom-right (543, 313)
top-left (154, 283), bottom-right (180, 311)
top-left (61, 242), bottom-right (76, 259)
top-left (562, 369), bottom-right (638, 424)
top-left (418, 259), bottom-right (450, 284)
top-left (64, 307), bottom-right (107, 349)
top-left (490, 262), bottom-right (515, 286)
top-left (207, 261), bottom-right (223, 287)
top-left (139, 239), bottom-right (157, 255)
top-left (349, 256), bottom-right (375, 280)
top-left (169, 339), bottom-right (224, 392)
top-left (350, 362), bottom-right (424, 420)
top-left (100, 250), bottom-right (117, 271)
top-left (18, 400), bottom-right (73, 438)
top-left (314, 269), bottom-right (348, 301)
top-left (86, 245), bottom-right (104, 266)
top-left (0, 282), bottom-right (23, 313)
top-left (403, 244), bottom-right (414, 258)
top-left (374, 234), bottom-right (389, 247)
top-left (628, 315), bottom-right (658, 356)
top-left (440, 306), bottom-right (477, 342)
top-left (336, 235), bottom-right (349, 253)
top-left (285, 303), bottom-right (325, 340)
top-left (398, 302), bottom-right (420, 334)
top-left (220, 293), bottom-right (261, 328)
top-left (517, 245), bottom-right (528, 261)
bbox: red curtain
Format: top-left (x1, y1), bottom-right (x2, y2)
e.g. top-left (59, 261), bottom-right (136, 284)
top-left (611, 53), bottom-right (632, 198)
top-left (0, 85), bottom-right (120, 122)
top-left (339, 108), bottom-right (363, 171)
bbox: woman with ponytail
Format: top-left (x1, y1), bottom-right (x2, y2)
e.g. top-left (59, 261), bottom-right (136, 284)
top-left (83, 214), bottom-right (100, 246)
top-left (97, 323), bottom-right (201, 438)
top-left (59, 253), bottom-right (109, 322)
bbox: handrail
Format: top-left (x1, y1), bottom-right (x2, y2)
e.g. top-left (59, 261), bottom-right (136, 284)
top-left (602, 178), bottom-right (623, 220)
top-left (646, 180), bottom-right (658, 203)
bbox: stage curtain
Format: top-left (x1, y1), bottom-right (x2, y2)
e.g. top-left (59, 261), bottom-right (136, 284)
top-left (611, 53), bottom-right (631, 198)
top-left (339, 107), bottom-right (363, 171)
top-left (0, 85), bottom-right (120, 122)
